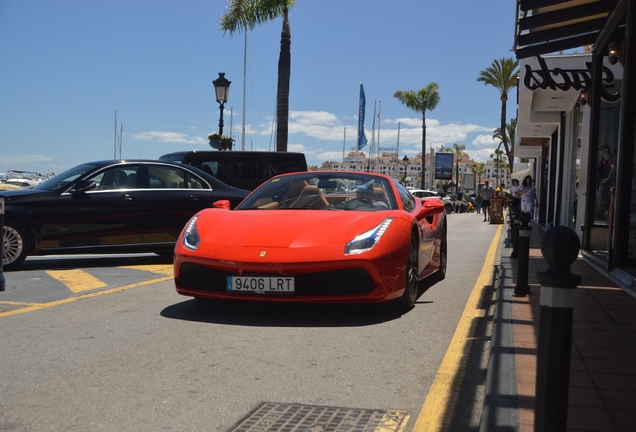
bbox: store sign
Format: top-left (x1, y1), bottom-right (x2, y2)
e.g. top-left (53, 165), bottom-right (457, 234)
top-left (435, 153), bottom-right (453, 180)
top-left (523, 56), bottom-right (619, 102)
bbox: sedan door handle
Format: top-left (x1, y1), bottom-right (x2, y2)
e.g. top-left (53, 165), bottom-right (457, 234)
top-left (123, 194), bottom-right (138, 201)
top-left (189, 194), bottom-right (204, 201)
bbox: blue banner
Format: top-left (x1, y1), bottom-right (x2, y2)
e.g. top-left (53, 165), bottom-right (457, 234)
top-left (357, 84), bottom-right (368, 150)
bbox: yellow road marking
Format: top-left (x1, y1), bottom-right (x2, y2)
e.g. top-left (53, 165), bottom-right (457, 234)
top-left (45, 269), bottom-right (108, 293)
top-left (118, 264), bottom-right (173, 275)
top-left (413, 224), bottom-right (503, 432)
top-left (0, 276), bottom-right (172, 318)
top-left (0, 300), bottom-right (40, 306)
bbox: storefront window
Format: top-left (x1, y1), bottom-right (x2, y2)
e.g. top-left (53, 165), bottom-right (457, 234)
top-left (593, 86), bottom-right (621, 225)
top-left (629, 131), bottom-right (636, 259)
top-left (570, 109), bottom-right (582, 230)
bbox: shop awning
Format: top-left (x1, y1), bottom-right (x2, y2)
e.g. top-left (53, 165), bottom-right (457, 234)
top-left (511, 167), bottom-right (533, 180)
top-left (514, 0), bottom-right (619, 59)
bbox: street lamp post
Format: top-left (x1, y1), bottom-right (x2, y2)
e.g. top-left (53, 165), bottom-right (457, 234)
top-left (402, 155), bottom-right (409, 186)
top-left (212, 72), bottom-right (231, 137)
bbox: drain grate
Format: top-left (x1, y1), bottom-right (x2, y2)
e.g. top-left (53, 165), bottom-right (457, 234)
top-left (227, 402), bottom-right (409, 432)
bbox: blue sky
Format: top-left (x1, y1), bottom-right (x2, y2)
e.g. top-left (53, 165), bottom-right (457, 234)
top-left (1, 0), bottom-right (517, 175)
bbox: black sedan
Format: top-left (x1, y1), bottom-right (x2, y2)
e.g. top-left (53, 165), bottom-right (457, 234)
top-left (1, 160), bottom-right (249, 270)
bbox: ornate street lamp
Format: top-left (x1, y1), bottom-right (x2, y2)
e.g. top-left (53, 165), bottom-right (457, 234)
top-left (212, 72), bottom-right (231, 136)
top-left (402, 155), bottom-right (409, 186)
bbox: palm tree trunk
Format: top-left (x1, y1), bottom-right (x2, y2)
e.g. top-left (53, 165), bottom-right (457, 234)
top-left (500, 96), bottom-right (512, 170)
top-left (276, 8), bottom-right (291, 152)
top-left (421, 112), bottom-right (426, 189)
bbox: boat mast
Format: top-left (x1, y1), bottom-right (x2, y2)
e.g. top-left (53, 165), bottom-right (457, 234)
top-left (376, 99), bottom-right (382, 173)
top-left (342, 127), bottom-right (346, 171)
top-left (241, 32), bottom-right (247, 151)
top-left (114, 111), bottom-right (117, 159)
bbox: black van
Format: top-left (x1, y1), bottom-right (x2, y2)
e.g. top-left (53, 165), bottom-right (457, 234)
top-left (158, 151), bottom-right (308, 191)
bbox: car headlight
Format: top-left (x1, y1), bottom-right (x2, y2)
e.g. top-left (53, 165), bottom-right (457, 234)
top-left (345, 218), bottom-right (393, 255)
top-left (182, 216), bottom-right (200, 250)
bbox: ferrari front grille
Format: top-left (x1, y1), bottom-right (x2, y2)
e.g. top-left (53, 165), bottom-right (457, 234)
top-left (177, 263), bottom-right (377, 296)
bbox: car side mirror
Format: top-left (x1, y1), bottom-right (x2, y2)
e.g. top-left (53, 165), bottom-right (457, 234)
top-left (213, 200), bottom-right (231, 210)
top-left (72, 179), bottom-right (96, 194)
top-left (417, 198), bottom-right (445, 220)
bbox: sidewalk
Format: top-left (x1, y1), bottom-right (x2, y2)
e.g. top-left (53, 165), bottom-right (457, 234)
top-left (481, 217), bottom-right (636, 431)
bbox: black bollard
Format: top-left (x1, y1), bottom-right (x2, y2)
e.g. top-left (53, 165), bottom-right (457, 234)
top-left (534, 226), bottom-right (581, 432)
top-left (513, 211), bottom-right (531, 296)
top-left (0, 195), bottom-right (5, 291)
top-left (511, 206), bottom-right (520, 259)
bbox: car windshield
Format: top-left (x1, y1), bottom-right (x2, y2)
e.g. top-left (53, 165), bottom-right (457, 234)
top-left (236, 173), bottom-right (397, 211)
top-left (35, 163), bottom-right (101, 191)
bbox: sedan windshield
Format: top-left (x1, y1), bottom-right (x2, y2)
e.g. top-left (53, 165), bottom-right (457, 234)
top-left (35, 163), bottom-right (101, 191)
top-left (236, 173), bottom-right (397, 211)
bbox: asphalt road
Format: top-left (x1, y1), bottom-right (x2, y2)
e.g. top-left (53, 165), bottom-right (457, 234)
top-left (0, 213), bottom-right (502, 432)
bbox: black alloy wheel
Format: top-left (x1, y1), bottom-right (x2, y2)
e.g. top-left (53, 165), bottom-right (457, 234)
top-left (396, 232), bottom-right (419, 310)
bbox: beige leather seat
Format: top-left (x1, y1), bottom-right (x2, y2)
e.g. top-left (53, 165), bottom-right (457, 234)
top-left (280, 180), bottom-right (308, 207)
top-left (357, 186), bottom-right (389, 208)
top-left (289, 185), bottom-right (329, 209)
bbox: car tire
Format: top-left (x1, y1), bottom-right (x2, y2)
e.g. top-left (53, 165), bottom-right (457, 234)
top-left (3, 221), bottom-right (29, 271)
top-left (433, 224), bottom-right (447, 281)
top-left (395, 232), bottom-right (419, 311)
top-left (444, 203), bottom-right (453, 214)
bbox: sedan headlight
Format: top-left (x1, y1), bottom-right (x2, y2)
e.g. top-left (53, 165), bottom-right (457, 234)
top-left (345, 218), bottom-right (393, 255)
top-left (182, 216), bottom-right (200, 250)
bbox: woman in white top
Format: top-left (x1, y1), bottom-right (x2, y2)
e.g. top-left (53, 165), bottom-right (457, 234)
top-left (511, 179), bottom-right (521, 209)
top-left (519, 175), bottom-right (538, 212)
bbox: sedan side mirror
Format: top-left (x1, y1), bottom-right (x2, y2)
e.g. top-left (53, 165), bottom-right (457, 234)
top-left (72, 179), bottom-right (96, 194)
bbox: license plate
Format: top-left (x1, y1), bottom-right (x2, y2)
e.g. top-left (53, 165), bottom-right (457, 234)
top-left (227, 276), bottom-right (295, 294)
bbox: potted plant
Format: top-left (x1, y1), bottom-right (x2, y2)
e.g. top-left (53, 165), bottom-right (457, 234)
top-left (208, 133), bottom-right (234, 151)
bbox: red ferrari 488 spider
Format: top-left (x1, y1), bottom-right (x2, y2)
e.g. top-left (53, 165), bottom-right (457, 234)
top-left (173, 171), bottom-right (447, 310)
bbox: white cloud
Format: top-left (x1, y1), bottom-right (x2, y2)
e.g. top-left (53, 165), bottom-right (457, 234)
top-left (131, 131), bottom-right (207, 144)
top-left (473, 134), bottom-right (499, 148)
top-left (127, 111), bottom-right (499, 165)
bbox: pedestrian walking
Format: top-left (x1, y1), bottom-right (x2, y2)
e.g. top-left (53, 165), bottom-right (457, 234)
top-left (520, 175), bottom-right (539, 214)
top-left (481, 180), bottom-right (494, 222)
top-left (511, 179), bottom-right (521, 210)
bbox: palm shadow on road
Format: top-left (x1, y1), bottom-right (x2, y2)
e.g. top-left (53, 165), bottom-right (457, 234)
top-left (160, 279), bottom-right (438, 328)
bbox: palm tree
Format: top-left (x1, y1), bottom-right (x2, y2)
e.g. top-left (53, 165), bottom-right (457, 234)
top-left (492, 118), bottom-right (517, 174)
top-left (490, 147), bottom-right (506, 186)
top-left (477, 58), bottom-right (519, 165)
top-left (220, 0), bottom-right (295, 152)
top-left (394, 83), bottom-right (441, 189)
top-left (452, 143), bottom-right (466, 193)
top-left (470, 162), bottom-right (486, 190)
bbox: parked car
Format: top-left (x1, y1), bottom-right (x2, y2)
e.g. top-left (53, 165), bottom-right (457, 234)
top-left (173, 171), bottom-right (447, 311)
top-left (407, 188), bottom-right (441, 198)
top-left (448, 194), bottom-right (469, 213)
top-left (1, 159), bottom-right (250, 270)
top-left (158, 150), bottom-right (308, 191)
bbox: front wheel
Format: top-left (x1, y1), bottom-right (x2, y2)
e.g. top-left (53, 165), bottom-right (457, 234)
top-left (395, 233), bottom-right (419, 311)
top-left (433, 224), bottom-right (447, 281)
top-left (3, 221), bottom-right (29, 271)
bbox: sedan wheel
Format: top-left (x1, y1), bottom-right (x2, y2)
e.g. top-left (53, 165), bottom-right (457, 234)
top-left (3, 222), bottom-right (29, 271)
top-left (396, 234), bottom-right (419, 311)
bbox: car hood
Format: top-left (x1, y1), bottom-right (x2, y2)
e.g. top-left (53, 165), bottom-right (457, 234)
top-left (195, 209), bottom-right (396, 249)
top-left (2, 187), bottom-right (52, 201)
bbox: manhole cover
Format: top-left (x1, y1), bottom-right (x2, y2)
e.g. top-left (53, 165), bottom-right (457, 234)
top-left (227, 402), bottom-right (409, 432)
